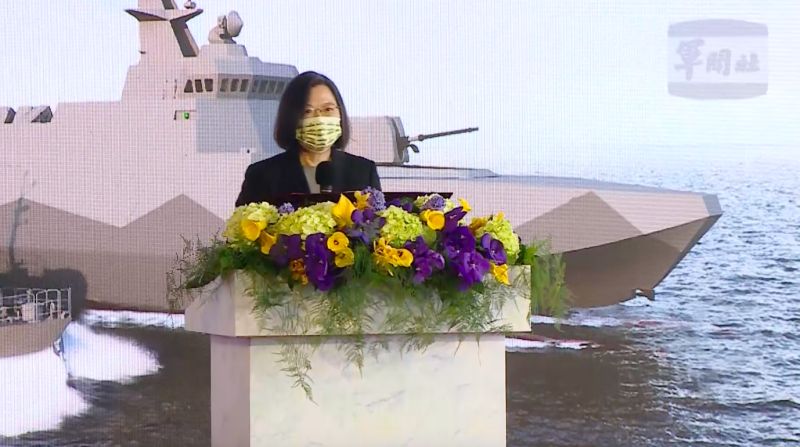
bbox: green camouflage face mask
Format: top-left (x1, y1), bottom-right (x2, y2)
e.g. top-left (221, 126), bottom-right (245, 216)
top-left (295, 116), bottom-right (342, 152)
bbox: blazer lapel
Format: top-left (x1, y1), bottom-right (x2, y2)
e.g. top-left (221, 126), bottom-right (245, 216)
top-left (330, 150), bottom-right (346, 192)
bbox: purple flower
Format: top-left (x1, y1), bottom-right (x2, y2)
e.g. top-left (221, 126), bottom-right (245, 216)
top-left (269, 234), bottom-right (303, 267)
top-left (352, 208), bottom-right (377, 226)
top-left (303, 233), bottom-right (336, 291)
top-left (349, 208), bottom-right (385, 245)
top-left (345, 228), bottom-right (369, 246)
top-left (404, 236), bottom-right (445, 284)
top-left (443, 207), bottom-right (467, 233)
top-left (388, 198), bottom-right (413, 213)
top-left (278, 203), bottom-right (295, 214)
top-left (442, 226), bottom-right (476, 260)
top-left (452, 251), bottom-right (490, 290)
top-left (479, 233), bottom-right (507, 265)
top-left (363, 187), bottom-right (386, 211)
top-left (421, 194), bottom-right (446, 211)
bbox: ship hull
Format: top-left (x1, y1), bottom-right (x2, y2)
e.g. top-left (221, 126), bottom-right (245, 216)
top-left (0, 177), bottom-right (720, 311)
top-left (0, 318), bottom-right (69, 358)
top-left (561, 215), bottom-right (720, 307)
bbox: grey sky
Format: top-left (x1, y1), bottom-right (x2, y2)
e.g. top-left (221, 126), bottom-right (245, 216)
top-left (1, 0), bottom-right (797, 175)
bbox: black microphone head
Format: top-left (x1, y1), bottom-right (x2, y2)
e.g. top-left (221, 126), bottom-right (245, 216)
top-left (315, 161), bottom-right (334, 192)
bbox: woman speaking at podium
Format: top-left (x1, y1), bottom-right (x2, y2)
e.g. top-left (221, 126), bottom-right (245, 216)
top-left (235, 71), bottom-right (381, 206)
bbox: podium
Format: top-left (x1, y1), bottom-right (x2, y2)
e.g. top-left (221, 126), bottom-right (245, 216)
top-left (185, 269), bottom-right (531, 447)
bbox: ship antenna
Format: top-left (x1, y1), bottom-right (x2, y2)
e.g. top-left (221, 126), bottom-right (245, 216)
top-left (7, 173), bottom-right (35, 273)
top-left (209, 12), bottom-right (244, 44)
top-left (126, 0), bottom-right (203, 58)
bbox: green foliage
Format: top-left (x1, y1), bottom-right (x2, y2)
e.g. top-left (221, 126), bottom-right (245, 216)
top-left (166, 236), bottom-right (229, 312)
top-left (168, 235), bottom-right (570, 400)
top-left (519, 241), bottom-right (570, 319)
top-left (234, 265), bottom-right (520, 399)
top-left (276, 343), bottom-right (316, 403)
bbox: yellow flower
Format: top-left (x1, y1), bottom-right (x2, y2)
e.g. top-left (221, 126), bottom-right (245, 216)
top-left (354, 190), bottom-right (370, 210)
top-left (458, 198), bottom-right (472, 212)
top-left (258, 232), bottom-right (277, 255)
top-left (374, 237), bottom-right (413, 269)
top-left (326, 231), bottom-right (350, 253)
top-left (241, 217), bottom-right (267, 241)
top-left (421, 210), bottom-right (445, 231)
top-left (332, 194), bottom-right (356, 228)
top-left (289, 259), bottom-right (308, 285)
top-left (334, 247), bottom-right (355, 268)
top-left (373, 238), bottom-right (396, 274)
top-left (374, 237), bottom-right (390, 255)
top-left (469, 216), bottom-right (488, 234)
top-left (490, 262), bottom-right (510, 285)
top-left (389, 248), bottom-right (414, 267)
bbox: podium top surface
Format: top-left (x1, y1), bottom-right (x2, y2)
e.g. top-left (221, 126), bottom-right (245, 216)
top-left (256, 192), bottom-right (452, 208)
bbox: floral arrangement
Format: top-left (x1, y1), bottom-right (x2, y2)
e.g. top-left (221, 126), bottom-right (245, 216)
top-left (218, 189), bottom-right (519, 292)
top-left (168, 188), bottom-right (567, 398)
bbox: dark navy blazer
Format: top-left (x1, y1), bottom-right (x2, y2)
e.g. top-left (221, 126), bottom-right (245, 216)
top-left (235, 150), bottom-right (381, 206)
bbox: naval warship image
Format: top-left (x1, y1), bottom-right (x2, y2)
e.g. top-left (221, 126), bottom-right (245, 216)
top-left (0, 286), bottom-right (71, 358)
top-left (0, 0), bottom-right (721, 322)
top-left (0, 184), bottom-right (74, 358)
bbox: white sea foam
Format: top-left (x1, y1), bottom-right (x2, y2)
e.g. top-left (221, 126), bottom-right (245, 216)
top-left (619, 296), bottom-right (654, 307)
top-left (505, 336), bottom-right (599, 351)
top-left (532, 313), bottom-right (721, 333)
top-left (80, 310), bottom-right (184, 329)
top-left (62, 322), bottom-right (161, 382)
top-left (530, 315), bottom-right (624, 328)
top-left (0, 349), bottom-right (89, 437)
top-left (0, 322), bottom-right (162, 437)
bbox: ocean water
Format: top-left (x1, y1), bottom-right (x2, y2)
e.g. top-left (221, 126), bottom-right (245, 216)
top-left (507, 146), bottom-right (800, 446)
top-left (1, 146), bottom-right (799, 446)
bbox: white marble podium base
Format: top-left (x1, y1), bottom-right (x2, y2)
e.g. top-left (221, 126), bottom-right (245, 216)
top-left (211, 333), bottom-right (506, 447)
top-left (186, 270), bottom-right (531, 447)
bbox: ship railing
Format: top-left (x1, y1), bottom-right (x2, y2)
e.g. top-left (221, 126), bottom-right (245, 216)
top-left (0, 287), bottom-right (72, 325)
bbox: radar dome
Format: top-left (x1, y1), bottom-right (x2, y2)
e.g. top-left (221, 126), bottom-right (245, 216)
top-left (225, 11), bottom-right (243, 37)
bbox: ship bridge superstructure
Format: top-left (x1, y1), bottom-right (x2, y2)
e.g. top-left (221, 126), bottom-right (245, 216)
top-left (0, 0), bottom-right (300, 230)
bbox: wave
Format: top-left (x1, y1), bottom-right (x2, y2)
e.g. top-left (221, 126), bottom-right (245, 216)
top-left (531, 314), bottom-right (624, 328)
top-left (80, 310), bottom-right (184, 329)
top-left (62, 322), bottom-right (161, 383)
top-left (530, 314), bottom-right (723, 333)
top-left (505, 335), bottom-right (599, 351)
top-left (0, 349), bottom-right (89, 438)
top-left (0, 322), bottom-right (161, 437)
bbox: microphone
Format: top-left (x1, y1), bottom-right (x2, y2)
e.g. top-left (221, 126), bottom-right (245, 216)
top-left (315, 161), bottom-right (334, 193)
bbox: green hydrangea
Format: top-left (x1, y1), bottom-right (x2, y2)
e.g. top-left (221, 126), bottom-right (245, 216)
top-left (378, 205), bottom-right (424, 247)
top-left (223, 202), bottom-right (279, 246)
top-left (412, 194), bottom-right (437, 209)
top-left (476, 215), bottom-right (520, 263)
top-left (412, 194), bottom-right (456, 212)
top-left (272, 201), bottom-right (336, 238)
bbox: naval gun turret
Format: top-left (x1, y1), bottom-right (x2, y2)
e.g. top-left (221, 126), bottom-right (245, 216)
top-left (401, 127), bottom-right (479, 160)
top-left (347, 117), bottom-right (481, 166)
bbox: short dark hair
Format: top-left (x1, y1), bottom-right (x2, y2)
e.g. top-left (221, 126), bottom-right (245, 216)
top-left (273, 71), bottom-right (351, 152)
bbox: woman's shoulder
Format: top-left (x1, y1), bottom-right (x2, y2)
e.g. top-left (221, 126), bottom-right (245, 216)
top-left (246, 151), bottom-right (295, 173)
top-left (337, 151), bottom-right (376, 167)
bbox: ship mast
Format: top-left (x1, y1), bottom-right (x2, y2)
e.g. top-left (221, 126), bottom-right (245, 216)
top-left (126, 0), bottom-right (203, 59)
top-left (6, 174), bottom-right (34, 274)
